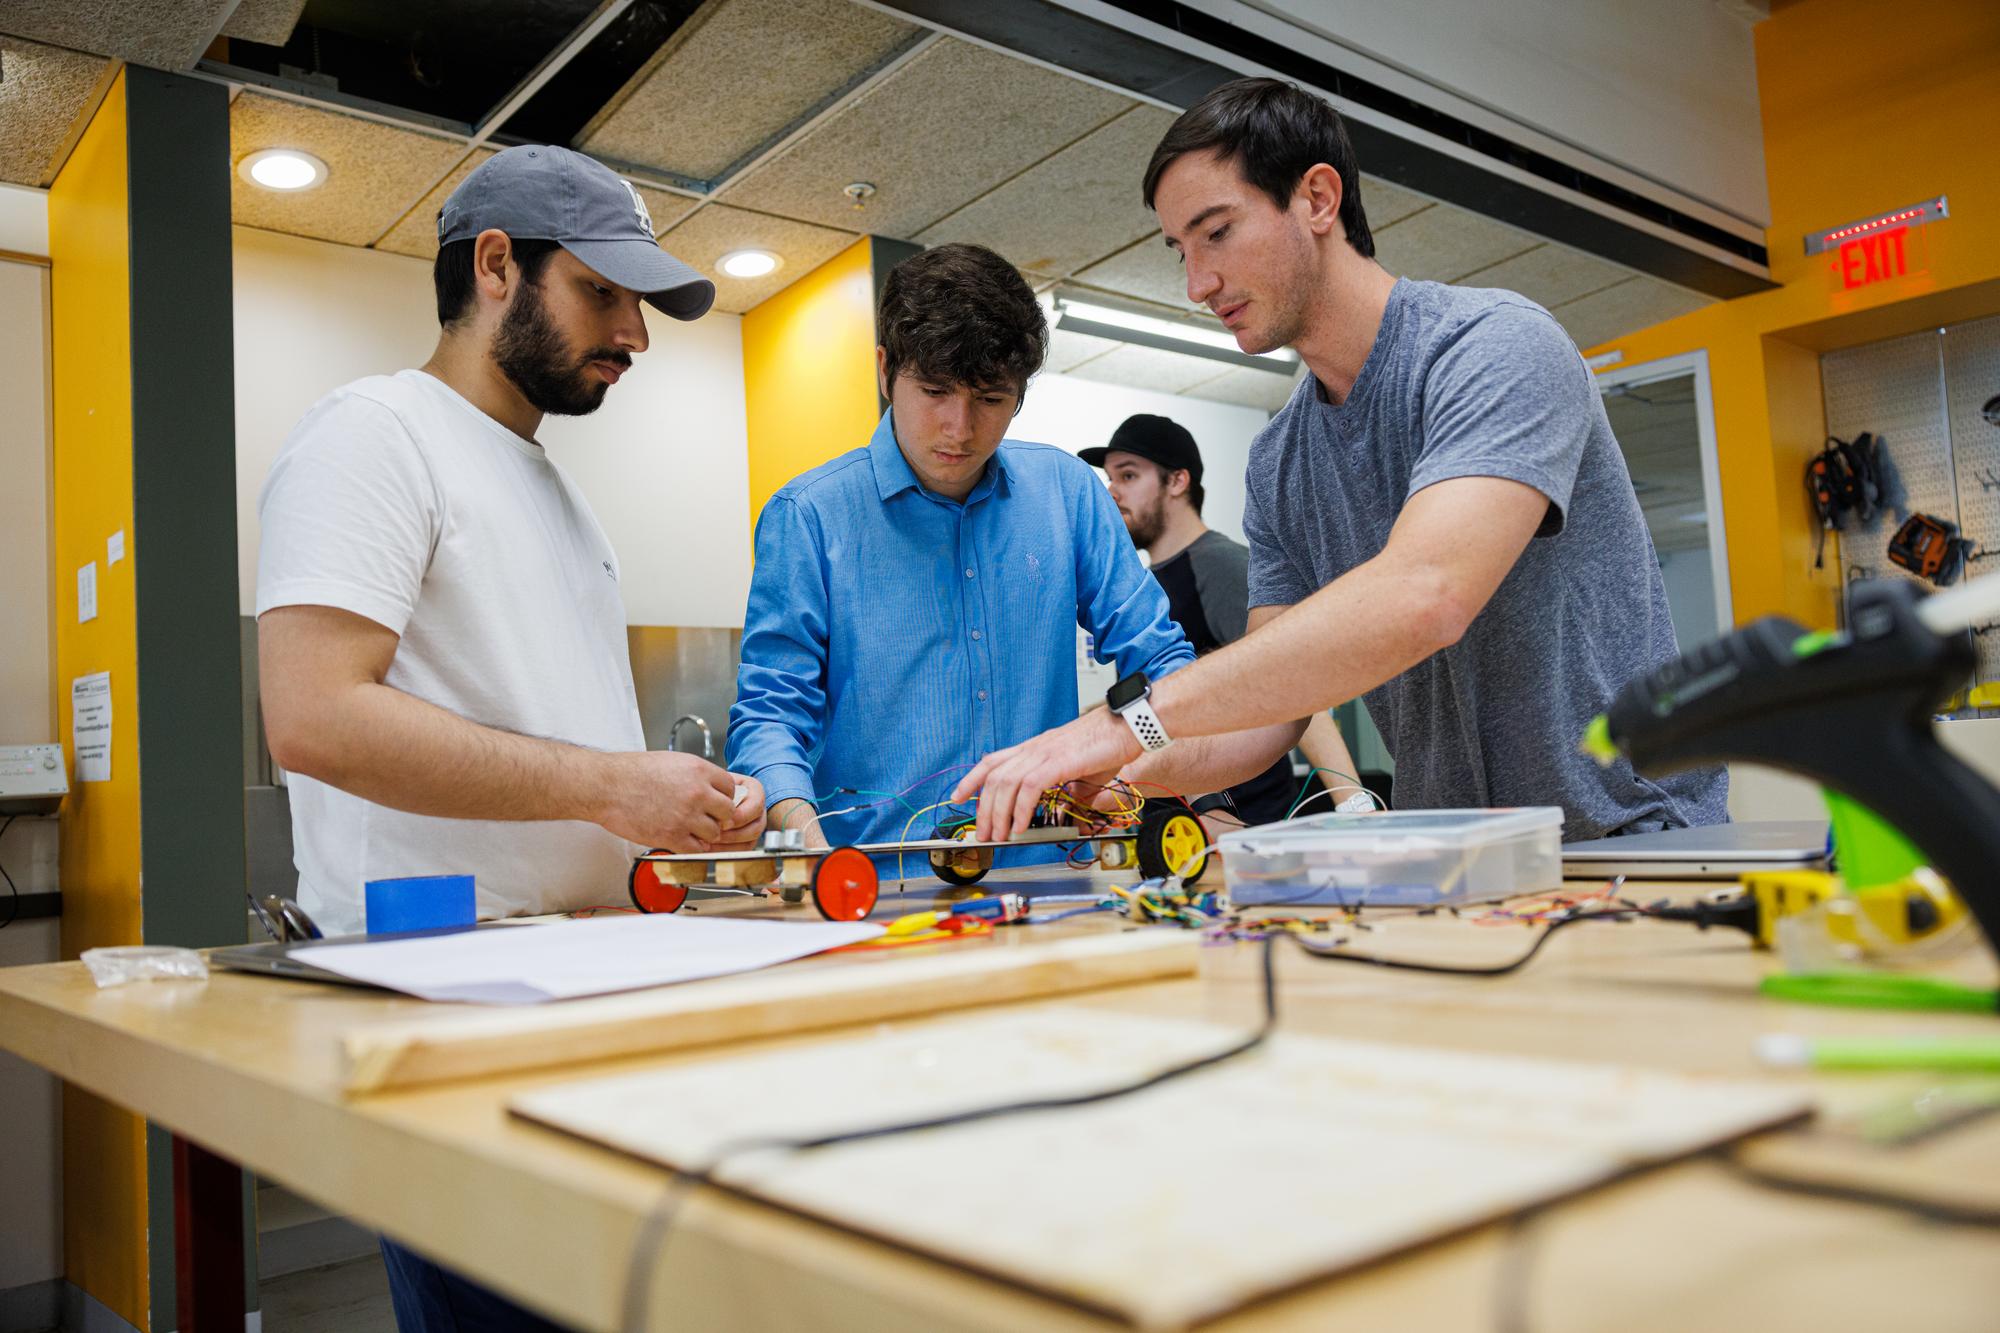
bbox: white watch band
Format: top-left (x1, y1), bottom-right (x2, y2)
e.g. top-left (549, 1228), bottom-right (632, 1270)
top-left (1116, 695), bottom-right (1172, 752)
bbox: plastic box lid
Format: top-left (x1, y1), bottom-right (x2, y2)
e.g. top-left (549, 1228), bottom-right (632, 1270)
top-left (1219, 806), bottom-right (1565, 854)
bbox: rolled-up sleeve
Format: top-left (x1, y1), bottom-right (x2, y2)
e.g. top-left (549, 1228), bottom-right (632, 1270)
top-left (1071, 473), bottom-right (1196, 682)
top-left (725, 497), bottom-right (829, 806)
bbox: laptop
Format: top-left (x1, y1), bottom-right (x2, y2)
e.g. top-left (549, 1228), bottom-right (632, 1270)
top-left (1560, 820), bottom-right (1831, 880)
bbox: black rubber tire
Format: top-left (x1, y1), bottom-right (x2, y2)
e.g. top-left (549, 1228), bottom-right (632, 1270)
top-left (1134, 806), bottom-right (1210, 885)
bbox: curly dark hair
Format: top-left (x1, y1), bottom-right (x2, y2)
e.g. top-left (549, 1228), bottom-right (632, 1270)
top-left (1142, 77), bottom-right (1375, 259)
top-left (876, 243), bottom-right (1048, 398)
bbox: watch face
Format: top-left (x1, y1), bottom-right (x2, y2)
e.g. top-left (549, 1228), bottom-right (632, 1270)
top-left (1107, 673), bottom-right (1149, 711)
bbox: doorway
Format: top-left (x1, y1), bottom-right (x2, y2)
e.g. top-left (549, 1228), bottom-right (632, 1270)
top-left (1597, 352), bottom-right (1733, 649)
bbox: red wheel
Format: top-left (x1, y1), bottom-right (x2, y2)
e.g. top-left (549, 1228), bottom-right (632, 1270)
top-left (628, 852), bottom-right (690, 914)
top-left (812, 846), bottom-right (878, 922)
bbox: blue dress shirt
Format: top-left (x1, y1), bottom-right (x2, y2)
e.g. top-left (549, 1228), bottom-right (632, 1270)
top-left (727, 410), bottom-right (1195, 864)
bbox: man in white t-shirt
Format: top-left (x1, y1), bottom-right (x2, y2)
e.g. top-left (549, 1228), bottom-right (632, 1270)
top-left (256, 144), bottom-right (766, 947)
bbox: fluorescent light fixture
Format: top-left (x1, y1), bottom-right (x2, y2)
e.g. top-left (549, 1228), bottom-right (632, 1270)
top-left (719, 249), bottom-right (781, 279)
top-left (238, 148), bottom-right (327, 192)
top-left (1049, 292), bottom-right (1297, 375)
top-left (1675, 511), bottom-right (1710, 525)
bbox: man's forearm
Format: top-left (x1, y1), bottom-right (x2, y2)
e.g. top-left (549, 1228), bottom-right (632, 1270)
top-left (1124, 720), bottom-right (1302, 795)
top-left (1150, 556), bottom-right (1450, 742)
top-left (277, 679), bottom-right (617, 825)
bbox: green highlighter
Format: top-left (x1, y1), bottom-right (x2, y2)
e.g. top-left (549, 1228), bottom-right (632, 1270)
top-left (1759, 1032), bottom-right (2000, 1072)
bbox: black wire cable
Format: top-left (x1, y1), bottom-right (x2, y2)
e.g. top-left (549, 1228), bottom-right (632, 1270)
top-left (618, 933), bottom-right (1281, 1333)
top-left (0, 815), bottom-right (19, 931)
top-left (1288, 907), bottom-right (1649, 976)
top-left (1718, 1151), bottom-right (2000, 1229)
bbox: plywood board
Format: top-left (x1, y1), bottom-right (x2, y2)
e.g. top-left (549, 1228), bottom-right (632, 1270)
top-left (514, 1007), bottom-right (1811, 1329)
top-left (342, 929), bottom-right (1196, 1094)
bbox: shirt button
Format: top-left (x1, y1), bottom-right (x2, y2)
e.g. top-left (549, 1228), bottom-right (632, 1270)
top-left (970, 629), bottom-right (982, 641)
top-left (965, 568), bottom-right (975, 578)
top-left (977, 690), bottom-right (988, 701)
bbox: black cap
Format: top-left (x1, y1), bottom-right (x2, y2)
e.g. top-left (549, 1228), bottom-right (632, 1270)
top-left (1079, 414), bottom-right (1203, 482)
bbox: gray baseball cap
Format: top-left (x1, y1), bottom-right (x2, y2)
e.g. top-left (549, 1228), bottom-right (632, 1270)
top-left (438, 144), bottom-right (714, 320)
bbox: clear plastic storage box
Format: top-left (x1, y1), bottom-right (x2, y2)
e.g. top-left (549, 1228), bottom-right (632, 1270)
top-left (1218, 807), bottom-right (1565, 908)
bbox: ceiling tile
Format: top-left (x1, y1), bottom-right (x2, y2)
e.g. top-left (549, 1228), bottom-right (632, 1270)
top-left (1065, 344), bottom-right (1226, 396)
top-left (1356, 173), bottom-right (1430, 229)
top-left (1073, 237), bottom-right (1201, 314)
top-left (373, 151), bottom-right (698, 262)
top-left (656, 204), bottom-right (858, 313)
top-left (1455, 241), bottom-right (1632, 308)
top-left (719, 37), bottom-right (1133, 237)
top-left (1371, 203), bottom-right (1538, 283)
top-left (579, 0), bottom-right (918, 183)
top-left (375, 148), bottom-right (492, 259)
top-left (0, 37), bottom-right (112, 188)
top-left (1043, 327), bottom-right (1120, 376)
top-left (0, 0), bottom-right (234, 69)
top-left (1180, 365), bottom-right (1297, 413)
top-left (221, 0), bottom-right (307, 47)
top-left (917, 105), bottom-right (1176, 278)
top-left (230, 93), bottom-right (467, 247)
top-left (1549, 276), bottom-right (1712, 350)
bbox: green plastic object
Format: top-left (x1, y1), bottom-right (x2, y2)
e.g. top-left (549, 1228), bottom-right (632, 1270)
top-left (1760, 972), bottom-right (2000, 1014)
top-left (1580, 713), bottom-right (1617, 764)
top-left (1823, 788), bottom-right (1928, 890)
top-left (1790, 628), bottom-right (1842, 658)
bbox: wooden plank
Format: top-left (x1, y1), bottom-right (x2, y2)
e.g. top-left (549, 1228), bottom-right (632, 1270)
top-left (710, 859), bottom-right (778, 888)
top-left (514, 1008), bottom-right (1813, 1330)
top-left (340, 930), bottom-right (1197, 1095)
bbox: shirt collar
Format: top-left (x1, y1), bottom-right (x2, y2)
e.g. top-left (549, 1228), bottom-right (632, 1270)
top-left (868, 410), bottom-right (1013, 505)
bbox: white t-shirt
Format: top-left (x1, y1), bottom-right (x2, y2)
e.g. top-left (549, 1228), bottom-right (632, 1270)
top-left (256, 369), bottom-right (643, 936)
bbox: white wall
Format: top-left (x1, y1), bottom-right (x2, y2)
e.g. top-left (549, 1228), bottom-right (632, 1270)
top-left (1658, 546), bottom-right (1720, 652)
top-left (1139, 0), bottom-right (1769, 227)
top-left (232, 227), bottom-right (752, 628)
top-left (0, 258), bottom-right (51, 745)
top-left (0, 181), bottom-right (50, 257)
top-left (1012, 369), bottom-right (1274, 542)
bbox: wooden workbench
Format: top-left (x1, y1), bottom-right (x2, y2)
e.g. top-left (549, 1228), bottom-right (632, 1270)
top-left (3, 868), bottom-right (1998, 1332)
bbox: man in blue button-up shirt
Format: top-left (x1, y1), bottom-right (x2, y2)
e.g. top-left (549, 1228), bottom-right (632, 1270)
top-left (727, 244), bottom-right (1194, 865)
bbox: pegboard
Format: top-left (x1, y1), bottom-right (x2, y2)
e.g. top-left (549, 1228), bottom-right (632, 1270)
top-left (1821, 314), bottom-right (2000, 700)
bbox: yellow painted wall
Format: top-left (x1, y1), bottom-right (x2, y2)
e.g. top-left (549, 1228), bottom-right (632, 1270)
top-left (741, 237), bottom-right (881, 532)
top-left (1585, 0), bottom-right (2000, 629)
top-left (47, 68), bottom-right (152, 1331)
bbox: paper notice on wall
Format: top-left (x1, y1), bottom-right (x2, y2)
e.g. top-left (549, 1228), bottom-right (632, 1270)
top-left (71, 672), bottom-right (111, 783)
top-left (77, 561), bottom-right (97, 624)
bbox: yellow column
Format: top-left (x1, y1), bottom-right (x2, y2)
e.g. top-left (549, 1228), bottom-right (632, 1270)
top-left (47, 68), bottom-right (151, 1330)
top-left (740, 236), bottom-right (883, 534)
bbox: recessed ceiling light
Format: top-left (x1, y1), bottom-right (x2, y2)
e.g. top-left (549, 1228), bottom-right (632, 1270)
top-left (239, 148), bottom-right (328, 192)
top-left (719, 249), bottom-right (781, 279)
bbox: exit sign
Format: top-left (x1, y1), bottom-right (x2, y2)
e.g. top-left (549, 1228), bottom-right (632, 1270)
top-left (1832, 226), bottom-right (1914, 289)
top-left (1806, 196), bottom-right (1946, 292)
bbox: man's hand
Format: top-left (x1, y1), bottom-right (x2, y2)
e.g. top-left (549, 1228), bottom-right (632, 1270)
top-left (953, 707), bottom-right (1140, 841)
top-left (595, 753), bottom-right (764, 852)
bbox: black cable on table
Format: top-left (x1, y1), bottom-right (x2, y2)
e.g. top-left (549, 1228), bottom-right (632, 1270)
top-left (1288, 907), bottom-right (1649, 976)
top-left (619, 932), bottom-right (1280, 1333)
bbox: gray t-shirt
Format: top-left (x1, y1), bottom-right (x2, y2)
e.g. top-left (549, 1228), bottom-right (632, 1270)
top-left (1242, 279), bottom-right (1728, 839)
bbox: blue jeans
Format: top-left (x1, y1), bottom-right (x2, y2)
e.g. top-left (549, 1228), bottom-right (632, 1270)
top-left (380, 1239), bottom-right (573, 1332)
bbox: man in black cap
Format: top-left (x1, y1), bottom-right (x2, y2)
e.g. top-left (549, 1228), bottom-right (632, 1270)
top-left (1084, 415), bottom-right (1365, 825)
top-left (256, 144), bottom-right (765, 1328)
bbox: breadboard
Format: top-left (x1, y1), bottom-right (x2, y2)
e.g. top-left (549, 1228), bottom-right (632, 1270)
top-left (513, 1007), bottom-right (1811, 1329)
top-left (340, 929), bottom-right (1196, 1094)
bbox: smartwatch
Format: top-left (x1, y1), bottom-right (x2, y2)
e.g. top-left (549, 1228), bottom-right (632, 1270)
top-left (1106, 671), bottom-right (1172, 752)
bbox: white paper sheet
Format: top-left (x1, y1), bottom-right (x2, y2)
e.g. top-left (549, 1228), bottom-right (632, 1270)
top-left (71, 672), bottom-right (111, 783)
top-left (289, 913), bottom-right (884, 1004)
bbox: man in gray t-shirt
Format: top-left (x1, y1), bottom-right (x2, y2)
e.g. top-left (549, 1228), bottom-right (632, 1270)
top-left (955, 77), bottom-right (1726, 843)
